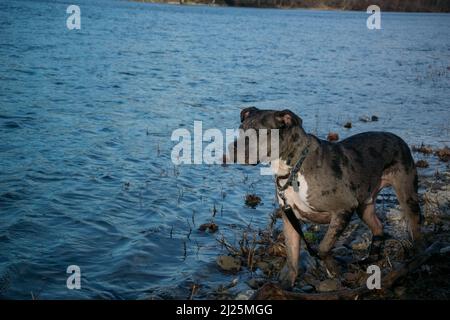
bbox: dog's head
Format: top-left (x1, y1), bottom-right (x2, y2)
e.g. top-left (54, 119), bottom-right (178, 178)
top-left (226, 107), bottom-right (304, 165)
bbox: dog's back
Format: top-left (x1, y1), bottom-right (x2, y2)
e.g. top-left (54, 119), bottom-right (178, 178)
top-left (333, 132), bottom-right (421, 240)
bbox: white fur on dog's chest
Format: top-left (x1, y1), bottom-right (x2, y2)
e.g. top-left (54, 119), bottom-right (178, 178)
top-left (271, 160), bottom-right (317, 218)
top-left (281, 174), bottom-right (316, 214)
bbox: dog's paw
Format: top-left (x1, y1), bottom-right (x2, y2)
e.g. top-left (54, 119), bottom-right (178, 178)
top-left (359, 235), bottom-right (386, 264)
top-left (279, 264), bottom-right (297, 289)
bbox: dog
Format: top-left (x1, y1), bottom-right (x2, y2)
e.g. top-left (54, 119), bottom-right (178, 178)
top-left (227, 107), bottom-right (422, 288)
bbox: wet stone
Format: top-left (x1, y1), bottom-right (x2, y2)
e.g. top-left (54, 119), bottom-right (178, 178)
top-left (351, 239), bottom-right (370, 251)
top-left (317, 279), bottom-right (340, 292)
top-left (235, 290), bottom-right (255, 300)
top-left (246, 278), bottom-right (264, 289)
top-left (300, 285), bottom-right (314, 293)
top-left (216, 256), bottom-right (241, 273)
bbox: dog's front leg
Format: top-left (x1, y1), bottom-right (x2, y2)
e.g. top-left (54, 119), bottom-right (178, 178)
top-left (279, 213), bottom-right (300, 288)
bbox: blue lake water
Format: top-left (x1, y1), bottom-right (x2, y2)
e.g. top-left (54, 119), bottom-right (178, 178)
top-left (0, 0), bottom-right (449, 299)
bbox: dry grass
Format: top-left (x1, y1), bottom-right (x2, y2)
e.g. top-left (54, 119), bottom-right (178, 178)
top-left (435, 147), bottom-right (450, 162)
top-left (245, 194), bottom-right (262, 208)
top-left (411, 143), bottom-right (433, 155)
top-left (415, 160), bottom-right (430, 168)
top-left (199, 222), bottom-right (219, 233)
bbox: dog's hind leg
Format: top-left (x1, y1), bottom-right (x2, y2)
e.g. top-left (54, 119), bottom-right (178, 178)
top-left (357, 202), bottom-right (385, 262)
top-left (391, 169), bottom-right (422, 243)
top-left (358, 203), bottom-right (383, 237)
top-left (318, 212), bottom-right (352, 277)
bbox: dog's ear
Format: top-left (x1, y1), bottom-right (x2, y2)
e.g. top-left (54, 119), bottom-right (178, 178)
top-left (274, 109), bottom-right (302, 128)
top-left (240, 106), bottom-right (258, 123)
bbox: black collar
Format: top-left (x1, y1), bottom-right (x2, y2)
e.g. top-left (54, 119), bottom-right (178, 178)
top-left (276, 143), bottom-right (310, 191)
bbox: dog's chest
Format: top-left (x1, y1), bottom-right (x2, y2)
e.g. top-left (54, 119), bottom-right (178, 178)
top-left (279, 173), bottom-right (317, 216)
top-left (271, 159), bottom-right (317, 216)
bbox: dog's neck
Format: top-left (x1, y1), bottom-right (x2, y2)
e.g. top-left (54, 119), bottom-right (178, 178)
top-left (271, 127), bottom-right (319, 176)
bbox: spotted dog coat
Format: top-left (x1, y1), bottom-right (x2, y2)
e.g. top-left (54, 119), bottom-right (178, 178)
top-left (228, 107), bottom-right (422, 287)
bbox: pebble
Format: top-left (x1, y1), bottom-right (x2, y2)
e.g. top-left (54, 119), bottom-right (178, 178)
top-left (235, 290), bottom-right (255, 300)
top-left (246, 278), bottom-right (263, 289)
top-left (332, 246), bottom-right (350, 256)
top-left (300, 285), bottom-right (314, 293)
top-left (386, 208), bottom-right (402, 222)
top-left (216, 256), bottom-right (241, 272)
top-left (343, 272), bottom-right (360, 282)
top-left (359, 116), bottom-right (370, 122)
top-left (317, 279), bottom-right (340, 292)
top-left (424, 189), bottom-right (450, 213)
top-left (351, 240), bottom-right (369, 251)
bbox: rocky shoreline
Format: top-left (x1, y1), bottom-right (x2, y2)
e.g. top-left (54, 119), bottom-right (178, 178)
top-left (133, 0), bottom-right (450, 13)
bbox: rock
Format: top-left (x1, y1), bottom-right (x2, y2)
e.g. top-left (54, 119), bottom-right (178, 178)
top-left (300, 285), bottom-right (314, 293)
top-left (435, 147), bottom-right (450, 162)
top-left (327, 132), bottom-right (339, 142)
top-left (424, 189), bottom-right (450, 214)
top-left (343, 272), bottom-right (360, 283)
top-left (359, 116), bottom-right (370, 123)
top-left (235, 290), bottom-right (255, 300)
top-left (198, 222), bottom-right (219, 233)
top-left (440, 246), bottom-right (450, 254)
top-left (332, 246), bottom-right (350, 256)
top-left (386, 208), bottom-right (402, 222)
top-left (228, 278), bottom-right (239, 288)
top-left (383, 239), bottom-right (406, 260)
top-left (245, 194), bottom-right (261, 208)
top-left (317, 279), bottom-right (340, 292)
top-left (303, 273), bottom-right (320, 287)
top-left (246, 278), bottom-right (264, 289)
top-left (411, 144), bottom-right (433, 155)
top-left (415, 160), bottom-right (429, 168)
top-left (351, 239), bottom-right (370, 251)
top-left (217, 256), bottom-right (241, 272)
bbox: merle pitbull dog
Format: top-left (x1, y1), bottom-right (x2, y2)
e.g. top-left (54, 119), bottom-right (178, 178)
top-left (227, 107), bottom-right (422, 288)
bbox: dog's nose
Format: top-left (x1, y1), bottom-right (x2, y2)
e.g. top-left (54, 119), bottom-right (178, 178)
top-left (221, 154), bottom-right (228, 166)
